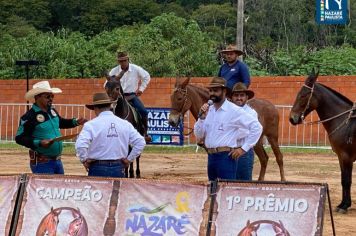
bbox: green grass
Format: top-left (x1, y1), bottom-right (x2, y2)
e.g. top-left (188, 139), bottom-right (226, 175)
top-left (0, 142), bottom-right (334, 155)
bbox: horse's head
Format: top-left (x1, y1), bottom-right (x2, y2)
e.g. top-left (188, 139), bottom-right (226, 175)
top-left (289, 68), bottom-right (319, 125)
top-left (169, 77), bottom-right (191, 127)
top-left (67, 209), bottom-right (84, 236)
top-left (104, 74), bottom-right (123, 101)
top-left (273, 220), bottom-right (290, 236)
top-left (37, 207), bottom-right (62, 236)
top-left (238, 220), bottom-right (260, 236)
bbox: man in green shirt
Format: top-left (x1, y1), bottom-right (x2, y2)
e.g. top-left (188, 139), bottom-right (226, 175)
top-left (16, 81), bottom-right (87, 174)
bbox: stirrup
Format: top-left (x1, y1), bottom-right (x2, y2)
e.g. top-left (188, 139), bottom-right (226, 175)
top-left (144, 135), bottom-right (152, 143)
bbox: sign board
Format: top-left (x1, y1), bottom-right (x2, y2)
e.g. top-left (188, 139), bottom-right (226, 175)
top-left (214, 182), bottom-right (326, 236)
top-left (0, 175), bottom-right (20, 236)
top-left (116, 179), bottom-right (209, 235)
top-left (147, 107), bottom-right (183, 145)
top-left (316, 0), bottom-right (348, 24)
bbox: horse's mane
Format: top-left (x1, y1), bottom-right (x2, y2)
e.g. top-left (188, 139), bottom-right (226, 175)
top-left (317, 83), bottom-right (353, 106)
top-left (186, 84), bottom-right (209, 99)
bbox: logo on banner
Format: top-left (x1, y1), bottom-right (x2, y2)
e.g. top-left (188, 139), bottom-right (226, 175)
top-left (124, 191), bottom-right (192, 235)
top-left (316, 0), bottom-right (348, 24)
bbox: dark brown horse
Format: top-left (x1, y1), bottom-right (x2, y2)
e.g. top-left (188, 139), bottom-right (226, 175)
top-left (105, 75), bottom-right (145, 178)
top-left (289, 70), bottom-right (356, 213)
top-left (169, 77), bottom-right (285, 181)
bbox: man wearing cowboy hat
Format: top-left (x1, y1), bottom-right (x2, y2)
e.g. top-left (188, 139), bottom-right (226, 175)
top-left (15, 81), bottom-right (87, 174)
top-left (232, 82), bottom-right (260, 180)
top-left (194, 77), bottom-right (262, 181)
top-left (75, 92), bottom-right (145, 177)
top-left (218, 44), bottom-right (250, 94)
top-left (108, 51), bottom-right (151, 141)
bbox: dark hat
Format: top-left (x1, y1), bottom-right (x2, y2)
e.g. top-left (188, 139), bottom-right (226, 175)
top-left (232, 82), bottom-right (254, 99)
top-left (206, 77), bottom-right (227, 88)
top-left (85, 93), bottom-right (113, 110)
top-left (116, 51), bottom-right (129, 61)
top-left (220, 44), bottom-right (244, 56)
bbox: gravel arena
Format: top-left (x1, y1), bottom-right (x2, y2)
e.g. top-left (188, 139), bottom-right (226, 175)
top-left (1, 146), bottom-right (356, 235)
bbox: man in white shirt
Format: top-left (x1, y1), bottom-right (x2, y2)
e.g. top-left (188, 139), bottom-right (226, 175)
top-left (194, 77), bottom-right (262, 181)
top-left (231, 82), bottom-right (260, 181)
top-left (75, 93), bottom-right (145, 178)
top-left (108, 51), bottom-right (151, 140)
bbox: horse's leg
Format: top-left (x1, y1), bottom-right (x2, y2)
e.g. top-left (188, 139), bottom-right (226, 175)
top-left (125, 167), bottom-right (129, 178)
top-left (136, 155), bottom-right (141, 178)
top-left (267, 135), bottom-right (286, 181)
top-left (336, 158), bottom-right (353, 213)
top-left (253, 139), bottom-right (268, 181)
top-left (128, 145), bottom-right (135, 178)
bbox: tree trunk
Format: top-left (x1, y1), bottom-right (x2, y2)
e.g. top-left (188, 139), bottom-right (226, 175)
top-left (236, 0), bottom-right (244, 60)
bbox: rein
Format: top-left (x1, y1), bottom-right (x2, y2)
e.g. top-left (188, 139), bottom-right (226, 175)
top-left (301, 84), bottom-right (356, 136)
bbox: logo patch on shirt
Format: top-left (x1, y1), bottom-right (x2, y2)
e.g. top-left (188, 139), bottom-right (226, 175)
top-left (230, 68), bottom-right (236, 72)
top-left (107, 123), bottom-right (118, 138)
top-left (36, 114), bottom-right (45, 122)
top-left (218, 123), bottom-right (224, 131)
top-left (51, 109), bottom-right (57, 116)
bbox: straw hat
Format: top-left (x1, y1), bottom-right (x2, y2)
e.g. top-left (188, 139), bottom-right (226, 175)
top-left (116, 51), bottom-right (129, 61)
top-left (206, 77), bottom-right (227, 88)
top-left (85, 93), bottom-right (113, 110)
top-left (25, 81), bottom-right (62, 101)
top-left (220, 44), bottom-right (244, 56)
top-left (232, 82), bottom-right (254, 99)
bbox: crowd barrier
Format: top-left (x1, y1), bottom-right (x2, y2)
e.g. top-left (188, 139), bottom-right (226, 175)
top-left (0, 174), bottom-right (333, 235)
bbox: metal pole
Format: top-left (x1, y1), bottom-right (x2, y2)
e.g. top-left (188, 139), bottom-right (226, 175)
top-left (236, 0), bottom-right (244, 61)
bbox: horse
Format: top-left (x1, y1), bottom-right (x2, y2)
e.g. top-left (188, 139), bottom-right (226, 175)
top-left (67, 208), bottom-right (86, 236)
top-left (168, 77), bottom-right (286, 181)
top-left (238, 220), bottom-right (290, 236)
top-left (36, 207), bottom-right (62, 236)
top-left (289, 69), bottom-right (356, 213)
top-left (105, 74), bottom-right (145, 178)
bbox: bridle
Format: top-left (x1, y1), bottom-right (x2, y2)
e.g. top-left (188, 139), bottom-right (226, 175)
top-left (171, 87), bottom-right (189, 117)
top-left (300, 84), bottom-right (314, 121)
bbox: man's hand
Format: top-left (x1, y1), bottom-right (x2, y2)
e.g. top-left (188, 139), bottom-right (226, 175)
top-left (199, 103), bottom-right (210, 119)
top-left (229, 147), bottom-right (246, 159)
top-left (76, 117), bottom-right (88, 125)
top-left (121, 158), bottom-right (131, 168)
top-left (82, 159), bottom-right (95, 172)
top-left (135, 90), bottom-right (143, 96)
top-left (40, 139), bottom-right (54, 148)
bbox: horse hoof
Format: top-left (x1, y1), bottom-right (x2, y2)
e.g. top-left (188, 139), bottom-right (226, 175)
top-left (335, 207), bottom-right (348, 214)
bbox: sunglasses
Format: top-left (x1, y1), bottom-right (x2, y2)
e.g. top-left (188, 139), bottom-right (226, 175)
top-left (40, 93), bottom-right (54, 99)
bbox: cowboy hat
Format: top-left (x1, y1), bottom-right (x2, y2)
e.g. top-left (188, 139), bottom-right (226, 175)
top-left (116, 51), bottom-right (129, 61)
top-left (206, 77), bottom-right (227, 88)
top-left (220, 44), bottom-right (244, 56)
top-left (85, 92), bottom-right (113, 110)
top-left (232, 82), bottom-right (254, 99)
top-left (25, 81), bottom-right (62, 100)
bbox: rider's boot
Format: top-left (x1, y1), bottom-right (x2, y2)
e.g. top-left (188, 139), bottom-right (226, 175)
top-left (142, 116), bottom-right (152, 143)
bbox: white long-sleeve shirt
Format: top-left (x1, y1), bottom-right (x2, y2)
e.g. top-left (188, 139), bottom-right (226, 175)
top-left (75, 111), bottom-right (145, 162)
top-left (109, 63), bottom-right (151, 93)
top-left (236, 104), bottom-right (261, 148)
top-left (194, 99), bottom-right (262, 152)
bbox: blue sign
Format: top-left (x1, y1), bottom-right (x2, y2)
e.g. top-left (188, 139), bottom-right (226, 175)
top-left (316, 0), bottom-right (348, 24)
top-left (147, 107), bottom-right (184, 145)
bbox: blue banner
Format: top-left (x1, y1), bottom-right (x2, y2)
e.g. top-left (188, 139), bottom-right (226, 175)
top-left (316, 0), bottom-right (348, 24)
top-left (147, 107), bottom-right (184, 145)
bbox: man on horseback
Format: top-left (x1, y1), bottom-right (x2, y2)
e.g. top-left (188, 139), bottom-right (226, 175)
top-left (231, 82), bottom-right (259, 180)
top-left (218, 44), bottom-right (250, 95)
top-left (194, 77), bottom-right (262, 181)
top-left (108, 51), bottom-right (151, 141)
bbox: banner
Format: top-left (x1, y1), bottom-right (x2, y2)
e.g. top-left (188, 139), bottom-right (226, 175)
top-left (147, 107), bottom-right (184, 145)
top-left (214, 182), bottom-right (326, 236)
top-left (16, 175), bottom-right (120, 236)
top-left (116, 180), bottom-right (209, 235)
top-left (0, 175), bottom-right (20, 236)
top-left (316, 0), bottom-right (348, 24)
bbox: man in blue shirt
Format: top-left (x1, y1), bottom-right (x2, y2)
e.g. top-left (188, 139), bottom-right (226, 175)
top-left (218, 44), bottom-right (251, 95)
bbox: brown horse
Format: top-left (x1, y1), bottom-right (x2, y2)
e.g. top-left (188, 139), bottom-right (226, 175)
top-left (169, 77), bottom-right (285, 181)
top-left (105, 75), bottom-right (144, 178)
top-left (289, 70), bottom-right (356, 213)
top-left (36, 207), bottom-right (62, 236)
top-left (67, 208), bottom-right (86, 236)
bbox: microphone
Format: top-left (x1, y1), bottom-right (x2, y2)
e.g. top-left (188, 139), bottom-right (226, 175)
top-left (198, 99), bottom-right (213, 118)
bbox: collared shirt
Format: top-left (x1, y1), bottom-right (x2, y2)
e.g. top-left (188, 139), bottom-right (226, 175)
top-left (75, 111), bottom-right (145, 162)
top-left (109, 63), bottom-right (151, 93)
top-left (236, 104), bottom-right (260, 148)
top-left (218, 60), bottom-right (250, 89)
top-left (194, 99), bottom-right (262, 152)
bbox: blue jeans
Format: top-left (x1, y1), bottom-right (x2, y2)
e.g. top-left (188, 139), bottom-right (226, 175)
top-left (236, 149), bottom-right (254, 180)
top-left (88, 160), bottom-right (125, 178)
top-left (129, 95), bottom-right (148, 118)
top-left (207, 152), bottom-right (238, 181)
top-left (30, 160), bottom-right (64, 174)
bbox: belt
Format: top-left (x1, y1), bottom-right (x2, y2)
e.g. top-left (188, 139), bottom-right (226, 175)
top-left (92, 159), bottom-right (123, 164)
top-left (206, 146), bottom-right (235, 154)
top-left (29, 150), bottom-right (61, 165)
top-left (124, 92), bottom-right (136, 96)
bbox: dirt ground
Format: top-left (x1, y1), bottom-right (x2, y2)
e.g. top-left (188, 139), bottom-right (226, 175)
top-left (1, 148), bottom-right (355, 235)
